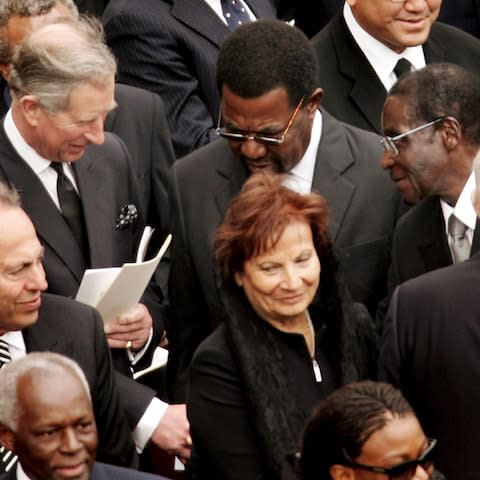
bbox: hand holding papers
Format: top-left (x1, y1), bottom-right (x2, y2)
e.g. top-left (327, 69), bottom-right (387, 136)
top-left (76, 228), bottom-right (172, 325)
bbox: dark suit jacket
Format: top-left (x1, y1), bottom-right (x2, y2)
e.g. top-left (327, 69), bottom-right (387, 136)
top-left (438, 0), bottom-right (480, 37)
top-left (167, 109), bottom-right (399, 401)
top-left (0, 127), bottom-right (158, 424)
top-left (102, 0), bottom-right (277, 158)
top-left (74, 0), bottom-right (110, 15)
top-left (21, 294), bottom-right (136, 468)
top-left (105, 84), bottom-right (175, 242)
top-left (388, 195), bottom-right (480, 294)
top-left (275, 0), bottom-right (342, 38)
top-left (311, 16), bottom-right (480, 133)
top-left (379, 252), bottom-right (480, 480)
top-left (1, 461), bottom-right (170, 480)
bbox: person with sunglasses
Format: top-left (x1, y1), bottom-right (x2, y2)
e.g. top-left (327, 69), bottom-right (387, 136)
top-left (298, 381), bottom-right (445, 480)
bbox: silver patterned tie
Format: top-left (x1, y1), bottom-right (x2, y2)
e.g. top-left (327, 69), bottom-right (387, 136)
top-left (448, 214), bottom-right (471, 264)
top-left (0, 339), bottom-right (18, 473)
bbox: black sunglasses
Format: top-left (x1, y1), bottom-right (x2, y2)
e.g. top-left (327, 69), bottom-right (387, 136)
top-left (344, 438), bottom-right (437, 480)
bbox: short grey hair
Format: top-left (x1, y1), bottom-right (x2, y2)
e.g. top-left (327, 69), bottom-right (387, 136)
top-left (0, 0), bottom-right (79, 64)
top-left (0, 352), bottom-right (91, 432)
top-left (0, 181), bottom-right (21, 209)
top-left (8, 15), bottom-right (116, 112)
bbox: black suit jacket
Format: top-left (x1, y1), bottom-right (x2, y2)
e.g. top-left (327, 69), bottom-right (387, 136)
top-left (102, 0), bottom-right (277, 158)
top-left (379, 253), bottom-right (480, 480)
top-left (311, 15), bottom-right (480, 133)
top-left (388, 195), bottom-right (480, 294)
top-left (21, 294), bottom-right (136, 468)
top-left (167, 109), bottom-right (399, 401)
top-left (0, 126), bottom-right (158, 424)
top-left (1, 461), bottom-right (169, 480)
top-left (438, 0), bottom-right (480, 37)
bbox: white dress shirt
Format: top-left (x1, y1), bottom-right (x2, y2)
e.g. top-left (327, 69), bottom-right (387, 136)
top-left (283, 110), bottom-right (323, 194)
top-left (343, 3), bottom-right (426, 91)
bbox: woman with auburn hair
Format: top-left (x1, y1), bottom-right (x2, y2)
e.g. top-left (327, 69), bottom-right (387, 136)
top-left (187, 173), bottom-right (378, 480)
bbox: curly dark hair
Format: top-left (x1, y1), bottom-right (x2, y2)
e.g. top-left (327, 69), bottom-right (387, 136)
top-left (216, 19), bottom-right (320, 107)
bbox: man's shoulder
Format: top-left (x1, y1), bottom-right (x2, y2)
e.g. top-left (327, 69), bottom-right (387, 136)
top-left (38, 293), bottom-right (98, 326)
top-left (91, 462), bottom-right (169, 480)
top-left (310, 12), bottom-right (344, 48)
top-left (394, 197), bottom-right (438, 237)
top-left (173, 139), bottom-right (235, 178)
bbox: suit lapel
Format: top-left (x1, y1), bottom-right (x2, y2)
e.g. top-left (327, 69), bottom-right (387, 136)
top-left (331, 15), bottom-right (386, 133)
top-left (0, 129), bottom-right (86, 282)
top-left (213, 141), bottom-right (248, 218)
top-left (311, 110), bottom-right (356, 242)
top-left (422, 24), bottom-right (447, 63)
top-left (73, 147), bottom-right (115, 268)
top-left (172, 0), bottom-right (230, 48)
top-left (416, 197), bottom-right (453, 270)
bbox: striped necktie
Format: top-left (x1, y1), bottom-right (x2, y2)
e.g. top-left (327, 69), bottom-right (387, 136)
top-left (0, 339), bottom-right (18, 473)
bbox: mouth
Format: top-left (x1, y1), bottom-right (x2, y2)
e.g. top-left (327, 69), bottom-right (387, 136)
top-left (18, 296), bottom-right (42, 311)
top-left (277, 293), bottom-right (305, 304)
top-left (55, 461), bottom-right (89, 479)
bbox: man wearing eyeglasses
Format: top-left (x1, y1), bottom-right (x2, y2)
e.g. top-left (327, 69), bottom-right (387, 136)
top-left (379, 133), bottom-right (480, 480)
top-left (166, 19), bottom-right (400, 403)
top-left (380, 62), bottom-right (480, 300)
top-left (311, 0), bottom-right (480, 134)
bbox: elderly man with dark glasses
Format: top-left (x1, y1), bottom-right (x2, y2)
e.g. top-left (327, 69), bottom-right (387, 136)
top-left (298, 381), bottom-right (445, 480)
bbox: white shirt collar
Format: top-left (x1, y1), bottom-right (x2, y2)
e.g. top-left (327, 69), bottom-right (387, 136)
top-left (16, 462), bottom-right (31, 480)
top-left (343, 3), bottom-right (426, 90)
top-left (3, 109), bottom-right (51, 177)
top-left (440, 171), bottom-right (477, 234)
top-left (283, 110), bottom-right (322, 194)
top-left (0, 330), bottom-right (26, 362)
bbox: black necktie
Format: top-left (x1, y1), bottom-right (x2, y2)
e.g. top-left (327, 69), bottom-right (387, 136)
top-left (50, 162), bottom-right (89, 257)
top-left (0, 339), bottom-right (17, 473)
top-left (394, 58), bottom-right (413, 79)
top-left (221, 0), bottom-right (251, 30)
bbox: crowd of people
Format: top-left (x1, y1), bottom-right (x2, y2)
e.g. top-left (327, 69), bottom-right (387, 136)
top-left (0, 1), bottom-right (479, 480)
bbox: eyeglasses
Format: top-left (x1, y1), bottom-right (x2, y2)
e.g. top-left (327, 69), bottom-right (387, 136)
top-left (381, 118), bottom-right (445, 156)
top-left (216, 96), bottom-right (304, 146)
top-left (344, 438), bottom-right (437, 480)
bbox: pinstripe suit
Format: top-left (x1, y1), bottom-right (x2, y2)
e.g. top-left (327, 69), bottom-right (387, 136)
top-left (102, 0), bottom-right (277, 158)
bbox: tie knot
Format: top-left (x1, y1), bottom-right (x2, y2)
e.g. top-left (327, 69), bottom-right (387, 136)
top-left (50, 161), bottom-right (64, 176)
top-left (448, 214), bottom-right (467, 238)
top-left (394, 58), bottom-right (412, 79)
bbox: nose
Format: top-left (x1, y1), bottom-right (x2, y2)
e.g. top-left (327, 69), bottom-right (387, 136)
top-left (381, 150), bottom-right (395, 170)
top-left (239, 137), bottom-right (268, 160)
top-left (404, 0), bottom-right (428, 12)
top-left (60, 427), bottom-right (82, 454)
top-left (280, 266), bottom-right (303, 290)
top-left (84, 116), bottom-right (105, 145)
top-left (26, 262), bottom-right (48, 292)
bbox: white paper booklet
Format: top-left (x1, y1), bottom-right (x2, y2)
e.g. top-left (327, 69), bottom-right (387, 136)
top-left (76, 228), bottom-right (172, 325)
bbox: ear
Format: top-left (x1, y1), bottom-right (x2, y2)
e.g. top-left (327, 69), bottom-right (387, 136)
top-left (233, 271), bottom-right (243, 287)
top-left (330, 464), bottom-right (355, 480)
top-left (439, 116), bottom-right (462, 152)
top-left (306, 88), bottom-right (323, 117)
top-left (0, 423), bottom-right (15, 452)
top-left (18, 94), bottom-right (43, 127)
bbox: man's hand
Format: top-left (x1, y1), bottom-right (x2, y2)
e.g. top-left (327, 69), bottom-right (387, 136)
top-left (151, 404), bottom-right (191, 462)
top-left (104, 303), bottom-right (152, 351)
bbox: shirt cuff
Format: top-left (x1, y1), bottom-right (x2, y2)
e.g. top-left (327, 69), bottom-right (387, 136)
top-left (132, 397), bottom-right (168, 453)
